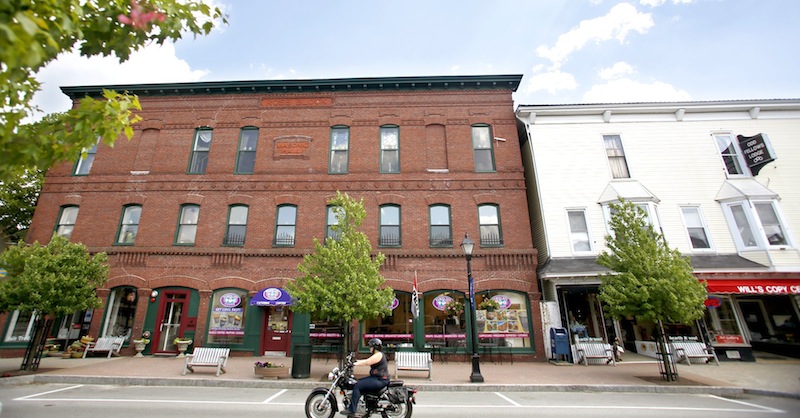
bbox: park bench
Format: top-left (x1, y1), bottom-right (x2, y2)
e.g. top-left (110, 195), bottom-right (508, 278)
top-left (82, 336), bottom-right (125, 358)
top-left (182, 347), bottom-right (230, 376)
top-left (394, 351), bottom-right (432, 380)
top-left (574, 338), bottom-right (615, 366)
top-left (669, 337), bottom-right (719, 366)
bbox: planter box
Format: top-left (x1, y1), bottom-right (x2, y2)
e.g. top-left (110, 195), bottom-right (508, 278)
top-left (254, 366), bottom-right (289, 379)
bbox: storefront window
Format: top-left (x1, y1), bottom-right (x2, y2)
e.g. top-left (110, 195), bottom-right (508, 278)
top-left (424, 292), bottom-right (466, 349)
top-left (705, 296), bottom-right (745, 344)
top-left (102, 287), bottom-right (138, 341)
top-left (208, 289), bottom-right (247, 344)
top-left (363, 292), bottom-right (413, 345)
top-left (4, 310), bottom-right (35, 342)
top-left (476, 292), bottom-right (531, 348)
top-left (310, 319), bottom-right (344, 355)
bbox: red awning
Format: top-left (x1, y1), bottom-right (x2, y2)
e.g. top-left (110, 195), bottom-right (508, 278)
top-left (703, 279), bottom-right (800, 295)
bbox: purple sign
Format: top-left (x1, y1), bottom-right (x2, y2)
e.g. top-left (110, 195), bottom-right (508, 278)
top-left (492, 295), bottom-right (512, 310)
top-left (250, 287), bottom-right (293, 306)
top-left (432, 295), bottom-right (454, 311)
top-left (220, 293), bottom-right (242, 308)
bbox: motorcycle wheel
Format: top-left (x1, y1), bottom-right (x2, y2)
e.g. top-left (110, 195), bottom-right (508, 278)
top-left (384, 399), bottom-right (413, 418)
top-left (305, 391), bottom-right (336, 418)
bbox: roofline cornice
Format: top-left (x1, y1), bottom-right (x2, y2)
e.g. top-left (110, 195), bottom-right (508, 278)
top-left (61, 74), bottom-right (523, 99)
top-left (516, 99), bottom-right (800, 118)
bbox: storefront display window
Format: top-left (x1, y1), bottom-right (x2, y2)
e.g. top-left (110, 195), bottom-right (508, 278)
top-left (705, 296), bottom-right (745, 344)
top-left (476, 292), bottom-right (531, 348)
top-left (4, 310), bottom-right (35, 342)
top-left (424, 292), bottom-right (466, 349)
top-left (363, 292), bottom-right (413, 344)
top-left (102, 287), bottom-right (138, 341)
top-left (208, 289), bottom-right (246, 344)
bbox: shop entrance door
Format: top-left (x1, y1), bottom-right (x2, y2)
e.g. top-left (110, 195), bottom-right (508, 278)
top-left (262, 306), bottom-right (291, 355)
top-left (153, 290), bottom-right (189, 354)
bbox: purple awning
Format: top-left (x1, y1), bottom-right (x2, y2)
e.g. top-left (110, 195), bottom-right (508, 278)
top-left (250, 287), bottom-right (293, 306)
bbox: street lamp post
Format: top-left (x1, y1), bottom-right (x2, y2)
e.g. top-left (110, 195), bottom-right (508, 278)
top-left (461, 233), bottom-right (484, 383)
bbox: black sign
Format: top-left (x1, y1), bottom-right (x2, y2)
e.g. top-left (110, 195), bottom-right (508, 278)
top-left (737, 133), bottom-right (776, 175)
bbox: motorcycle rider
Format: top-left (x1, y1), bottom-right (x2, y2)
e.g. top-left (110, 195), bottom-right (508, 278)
top-left (341, 338), bottom-right (390, 417)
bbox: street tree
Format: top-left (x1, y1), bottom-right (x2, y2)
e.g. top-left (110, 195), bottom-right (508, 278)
top-left (0, 168), bottom-right (44, 248)
top-left (597, 200), bottom-right (707, 380)
top-left (287, 191), bottom-right (394, 356)
top-left (0, 235), bottom-right (109, 371)
top-left (0, 0), bottom-right (227, 182)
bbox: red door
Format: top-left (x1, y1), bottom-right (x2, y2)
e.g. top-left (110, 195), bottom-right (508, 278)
top-left (152, 290), bottom-right (189, 354)
top-left (262, 306), bottom-right (292, 355)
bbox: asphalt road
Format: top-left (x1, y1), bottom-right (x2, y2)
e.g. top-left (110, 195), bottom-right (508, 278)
top-left (2, 384), bottom-right (799, 417)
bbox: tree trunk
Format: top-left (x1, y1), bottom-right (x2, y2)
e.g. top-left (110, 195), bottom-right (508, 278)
top-left (657, 320), bottom-right (677, 381)
top-left (21, 314), bottom-right (51, 372)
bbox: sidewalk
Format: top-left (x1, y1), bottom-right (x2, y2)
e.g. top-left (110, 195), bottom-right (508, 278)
top-left (1, 351), bottom-right (798, 399)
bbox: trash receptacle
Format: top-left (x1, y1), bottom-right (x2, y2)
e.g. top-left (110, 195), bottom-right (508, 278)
top-left (292, 343), bottom-right (312, 378)
top-left (550, 327), bottom-right (570, 362)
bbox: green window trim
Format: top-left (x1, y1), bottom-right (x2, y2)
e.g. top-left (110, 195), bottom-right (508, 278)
top-left (223, 205), bottom-right (248, 246)
top-left (472, 124), bottom-right (496, 173)
top-left (188, 128), bottom-right (213, 174)
top-left (380, 125), bottom-right (400, 174)
top-left (328, 126), bottom-right (350, 174)
top-left (235, 127), bottom-right (259, 174)
top-left (115, 204), bottom-right (142, 246)
top-left (174, 204), bottom-right (200, 246)
top-left (274, 204), bottom-right (297, 247)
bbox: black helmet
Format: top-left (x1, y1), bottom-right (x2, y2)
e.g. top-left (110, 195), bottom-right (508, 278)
top-left (368, 338), bottom-right (383, 349)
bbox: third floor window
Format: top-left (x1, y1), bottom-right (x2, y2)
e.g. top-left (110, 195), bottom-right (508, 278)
top-left (188, 129), bottom-right (212, 174)
top-left (235, 127), bottom-right (258, 174)
top-left (380, 126), bottom-right (400, 173)
top-left (329, 126), bottom-right (349, 174)
top-left (603, 134), bottom-right (630, 179)
top-left (472, 125), bottom-right (496, 172)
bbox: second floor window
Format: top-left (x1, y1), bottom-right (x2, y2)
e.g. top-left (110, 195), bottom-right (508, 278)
top-left (380, 126), bottom-right (400, 173)
top-left (472, 125), bottom-right (496, 172)
top-left (235, 128), bottom-right (258, 174)
top-left (116, 205), bottom-right (142, 245)
top-left (73, 142), bottom-right (98, 175)
top-left (176, 204), bottom-right (200, 245)
top-left (429, 205), bottom-right (452, 247)
top-left (55, 206), bottom-right (79, 238)
top-left (379, 205), bottom-right (401, 247)
top-left (274, 205), bottom-right (297, 247)
top-left (224, 205), bottom-right (248, 246)
top-left (567, 209), bottom-right (591, 252)
top-left (603, 134), bottom-right (630, 179)
top-left (478, 204), bottom-right (503, 246)
top-left (754, 202), bottom-right (788, 246)
top-left (680, 206), bottom-right (711, 250)
top-left (714, 133), bottom-right (746, 176)
top-left (326, 206), bottom-right (342, 241)
top-left (329, 126), bottom-right (349, 174)
top-left (188, 129), bottom-right (212, 174)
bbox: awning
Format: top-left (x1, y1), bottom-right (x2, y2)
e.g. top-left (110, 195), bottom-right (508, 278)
top-left (250, 287), bottom-right (293, 306)
top-left (704, 279), bottom-right (800, 295)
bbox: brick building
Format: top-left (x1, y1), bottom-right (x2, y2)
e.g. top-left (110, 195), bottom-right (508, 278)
top-left (2, 75), bottom-right (542, 360)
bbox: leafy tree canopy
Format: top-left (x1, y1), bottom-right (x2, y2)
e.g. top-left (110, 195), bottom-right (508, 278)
top-left (287, 191), bottom-right (394, 324)
top-left (0, 235), bottom-right (109, 316)
top-left (0, 167), bottom-right (44, 244)
top-left (0, 0), bottom-right (227, 182)
top-left (597, 200), bottom-right (707, 325)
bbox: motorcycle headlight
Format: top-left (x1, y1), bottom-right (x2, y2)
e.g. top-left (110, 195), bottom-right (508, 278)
top-left (328, 370), bottom-right (338, 381)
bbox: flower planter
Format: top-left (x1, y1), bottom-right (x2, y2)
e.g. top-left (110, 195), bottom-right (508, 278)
top-left (254, 366), bottom-right (288, 379)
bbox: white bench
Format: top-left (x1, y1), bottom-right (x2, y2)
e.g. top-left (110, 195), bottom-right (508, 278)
top-left (83, 337), bottom-right (125, 358)
top-left (182, 347), bottom-right (230, 376)
top-left (394, 351), bottom-right (432, 380)
top-left (669, 337), bottom-right (719, 366)
top-left (574, 339), bottom-right (615, 366)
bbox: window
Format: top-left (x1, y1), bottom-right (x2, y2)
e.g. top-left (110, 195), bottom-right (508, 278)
top-left (235, 127), bottom-right (258, 174)
top-left (680, 206), bottom-right (712, 250)
top-left (73, 142), bottom-right (98, 175)
top-left (603, 135), bottom-right (630, 179)
top-left (429, 205), bottom-right (452, 247)
top-left (603, 202), bottom-right (660, 235)
top-left (224, 205), bottom-right (248, 246)
top-left (326, 206), bottom-right (342, 241)
top-left (714, 133), bottom-right (747, 176)
top-left (478, 204), bottom-right (503, 246)
top-left (188, 129), bottom-right (212, 174)
top-left (329, 126), bottom-right (349, 174)
top-left (102, 287), bottom-right (138, 340)
top-left (380, 126), bottom-right (400, 173)
top-left (274, 205), bottom-right (297, 247)
top-left (754, 202), bottom-right (788, 246)
top-left (208, 289), bottom-right (247, 345)
top-left (379, 205), bottom-right (401, 247)
top-left (116, 205), bottom-right (142, 245)
top-left (175, 204), bottom-right (200, 245)
top-left (363, 292), bottom-right (413, 345)
top-left (472, 125), bottom-right (495, 172)
top-left (567, 209), bottom-right (592, 252)
top-left (55, 206), bottom-right (79, 238)
top-left (4, 310), bottom-right (35, 342)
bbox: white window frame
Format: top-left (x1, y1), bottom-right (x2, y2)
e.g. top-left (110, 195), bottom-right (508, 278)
top-left (4, 310), bottom-right (35, 342)
top-left (602, 202), bottom-right (661, 236)
top-left (722, 200), bottom-right (793, 250)
top-left (679, 205), bottom-right (714, 251)
top-left (602, 134), bottom-right (631, 179)
top-left (566, 208), bottom-right (593, 254)
top-left (713, 131), bottom-right (750, 177)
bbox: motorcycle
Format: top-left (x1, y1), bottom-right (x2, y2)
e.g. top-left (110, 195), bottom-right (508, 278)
top-left (305, 352), bottom-right (417, 418)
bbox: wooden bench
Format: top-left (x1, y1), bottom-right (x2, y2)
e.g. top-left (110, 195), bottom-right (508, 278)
top-left (82, 337), bottom-right (125, 358)
top-left (182, 347), bottom-right (230, 376)
top-left (574, 339), bottom-right (615, 366)
top-left (394, 351), bottom-right (432, 380)
top-left (669, 337), bottom-right (719, 366)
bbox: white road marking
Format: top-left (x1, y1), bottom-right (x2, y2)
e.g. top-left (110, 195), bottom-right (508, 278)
top-left (13, 384), bottom-right (83, 400)
top-left (494, 392), bottom-right (521, 406)
top-left (709, 394), bottom-right (785, 413)
top-left (263, 389), bottom-right (288, 403)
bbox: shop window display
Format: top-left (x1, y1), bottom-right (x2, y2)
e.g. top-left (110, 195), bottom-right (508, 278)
top-left (102, 287), bottom-right (138, 341)
top-left (705, 296), bottom-right (745, 344)
top-left (475, 292), bottom-right (531, 348)
top-left (423, 292), bottom-right (467, 348)
top-left (362, 292), bottom-right (413, 345)
top-left (208, 289), bottom-right (247, 344)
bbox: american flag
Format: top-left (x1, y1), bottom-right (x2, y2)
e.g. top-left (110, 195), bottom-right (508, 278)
top-left (412, 271), bottom-right (420, 320)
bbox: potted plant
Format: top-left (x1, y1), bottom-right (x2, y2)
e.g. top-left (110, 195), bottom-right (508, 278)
top-left (254, 361), bottom-right (288, 379)
top-left (444, 300), bottom-right (464, 317)
top-left (479, 298), bottom-right (501, 312)
top-left (133, 331), bottom-right (151, 357)
top-left (174, 337), bottom-right (193, 358)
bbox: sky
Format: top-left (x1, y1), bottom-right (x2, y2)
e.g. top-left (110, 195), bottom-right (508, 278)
top-left (32, 0), bottom-right (800, 118)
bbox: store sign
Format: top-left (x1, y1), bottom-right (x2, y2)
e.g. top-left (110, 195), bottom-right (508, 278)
top-left (704, 279), bottom-right (800, 295)
top-left (432, 295), bottom-right (454, 311)
top-left (491, 295), bottom-right (512, 309)
top-left (249, 287), bottom-right (293, 306)
top-left (737, 133), bottom-right (776, 175)
top-left (715, 334), bottom-right (745, 344)
top-left (219, 293), bottom-right (241, 308)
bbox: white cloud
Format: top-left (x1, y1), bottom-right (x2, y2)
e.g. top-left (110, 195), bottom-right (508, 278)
top-left (525, 69), bottom-right (578, 95)
top-left (640, 0), bottom-right (694, 6)
top-left (582, 78), bottom-right (691, 102)
top-left (535, 3), bottom-right (654, 68)
top-left (32, 43), bottom-right (208, 118)
top-left (598, 62), bottom-right (636, 80)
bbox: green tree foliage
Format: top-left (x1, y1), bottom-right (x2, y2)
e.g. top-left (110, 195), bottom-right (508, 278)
top-left (0, 235), bottom-right (109, 316)
top-left (0, 168), bottom-right (44, 245)
top-left (0, 0), bottom-right (227, 182)
top-left (287, 191), bottom-right (394, 326)
top-left (597, 200), bottom-right (707, 325)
